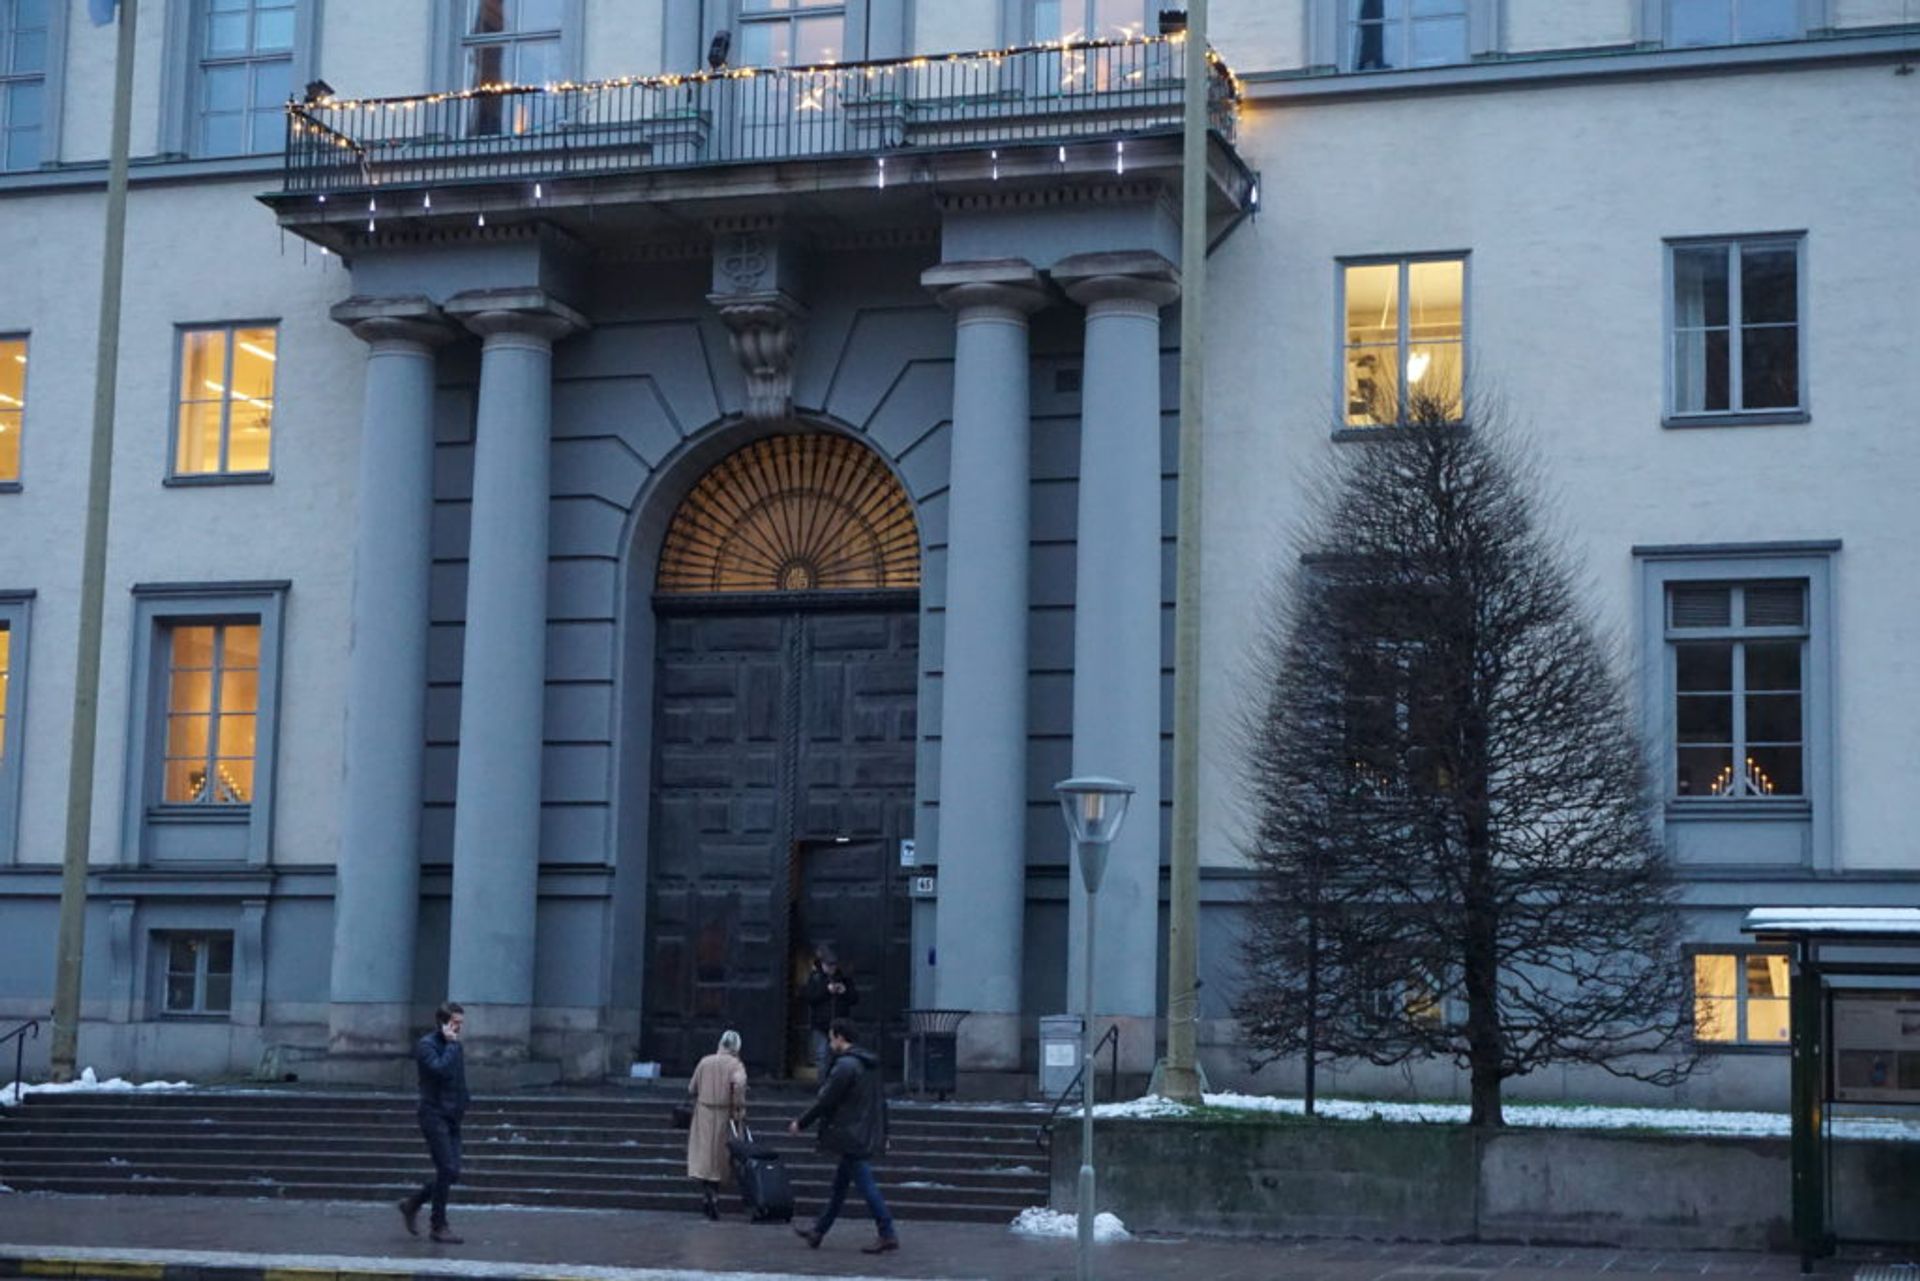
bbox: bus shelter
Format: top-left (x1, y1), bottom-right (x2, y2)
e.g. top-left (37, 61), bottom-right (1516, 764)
top-left (1741, 907), bottom-right (1920, 1271)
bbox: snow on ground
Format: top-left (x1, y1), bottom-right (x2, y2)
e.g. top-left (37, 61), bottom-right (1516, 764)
top-left (1090, 1090), bottom-right (1920, 1141)
top-left (0, 1067), bottom-right (193, 1108)
top-left (1010, 1206), bottom-right (1130, 1242)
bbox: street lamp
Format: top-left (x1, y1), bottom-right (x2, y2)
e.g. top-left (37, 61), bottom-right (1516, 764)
top-left (1054, 776), bottom-right (1134, 1281)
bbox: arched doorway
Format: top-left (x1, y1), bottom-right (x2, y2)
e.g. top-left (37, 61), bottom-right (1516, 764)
top-left (642, 433), bottom-right (920, 1079)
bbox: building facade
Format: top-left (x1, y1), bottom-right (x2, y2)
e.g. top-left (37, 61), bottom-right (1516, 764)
top-left (0, 0), bottom-right (1914, 1106)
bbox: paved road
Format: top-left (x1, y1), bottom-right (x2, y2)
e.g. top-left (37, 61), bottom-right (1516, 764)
top-left (0, 1194), bottom-right (1904, 1280)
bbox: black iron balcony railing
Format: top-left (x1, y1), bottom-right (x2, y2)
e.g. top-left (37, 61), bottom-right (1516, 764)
top-left (283, 36), bottom-right (1237, 196)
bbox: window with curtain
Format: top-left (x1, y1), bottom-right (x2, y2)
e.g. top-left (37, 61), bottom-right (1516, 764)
top-left (162, 933), bottom-right (235, 1014)
top-left (1341, 255), bottom-right (1466, 427)
top-left (0, 0), bottom-right (46, 171)
top-left (174, 324), bottom-right (276, 478)
top-left (1027, 0), bottom-right (1150, 42)
top-left (1668, 580), bottom-right (1806, 800)
top-left (0, 335), bottom-right (24, 483)
top-left (197, 0), bottom-right (294, 156)
top-left (1693, 950), bottom-right (1790, 1044)
top-left (462, 0), bottom-right (564, 135)
top-left (1347, 0), bottom-right (1470, 71)
top-left (160, 621), bottom-right (261, 807)
top-left (1669, 236), bottom-right (1802, 419)
top-left (1667, 0), bottom-right (1801, 47)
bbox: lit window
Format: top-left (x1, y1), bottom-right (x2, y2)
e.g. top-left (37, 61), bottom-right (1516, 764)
top-left (1668, 0), bottom-right (1800, 47)
top-left (198, 0), bottom-right (294, 156)
top-left (1668, 581), bottom-right (1805, 800)
top-left (739, 0), bottom-right (848, 67)
top-left (1693, 950), bottom-right (1790, 1045)
top-left (463, 0), bottom-right (563, 136)
top-left (0, 335), bottom-right (23, 482)
top-left (1348, 0), bottom-right (1469, 71)
top-left (1341, 255), bottom-right (1465, 427)
top-left (163, 933), bottom-right (235, 1014)
top-left (0, 0), bottom-right (47, 172)
top-left (1669, 236), bottom-right (1802, 420)
top-left (1027, 0), bottom-right (1149, 43)
top-left (175, 324), bottom-right (276, 477)
top-left (161, 622), bottom-right (260, 807)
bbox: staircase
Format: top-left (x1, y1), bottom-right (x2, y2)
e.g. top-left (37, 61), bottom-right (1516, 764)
top-left (0, 1088), bottom-right (1051, 1224)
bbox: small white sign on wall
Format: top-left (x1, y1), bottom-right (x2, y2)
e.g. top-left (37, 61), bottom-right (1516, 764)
top-left (899, 838), bottom-right (916, 867)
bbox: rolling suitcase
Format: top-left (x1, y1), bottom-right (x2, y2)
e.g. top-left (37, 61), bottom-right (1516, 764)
top-left (728, 1122), bottom-right (794, 1223)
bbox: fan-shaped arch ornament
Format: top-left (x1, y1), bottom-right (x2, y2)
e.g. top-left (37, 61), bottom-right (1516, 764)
top-left (657, 434), bottom-right (921, 594)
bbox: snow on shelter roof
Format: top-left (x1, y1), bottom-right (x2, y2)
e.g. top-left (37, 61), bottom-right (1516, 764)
top-left (1743, 907), bottom-right (1920, 938)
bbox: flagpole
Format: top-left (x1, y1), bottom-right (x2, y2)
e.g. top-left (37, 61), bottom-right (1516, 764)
top-left (51, 0), bottom-right (139, 1082)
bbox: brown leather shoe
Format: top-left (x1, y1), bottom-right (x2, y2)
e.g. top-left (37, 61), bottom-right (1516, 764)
top-left (861, 1236), bottom-right (899, 1254)
top-left (794, 1225), bottom-right (823, 1249)
top-left (397, 1197), bottom-right (420, 1236)
top-left (430, 1226), bottom-right (464, 1244)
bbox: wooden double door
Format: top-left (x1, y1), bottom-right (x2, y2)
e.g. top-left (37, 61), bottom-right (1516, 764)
top-left (642, 596), bottom-right (917, 1078)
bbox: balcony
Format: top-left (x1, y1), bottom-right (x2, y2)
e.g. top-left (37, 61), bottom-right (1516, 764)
top-left (268, 37), bottom-right (1254, 254)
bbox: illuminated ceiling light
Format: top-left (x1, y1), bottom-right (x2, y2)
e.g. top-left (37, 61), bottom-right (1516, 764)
top-left (239, 342), bottom-right (276, 362)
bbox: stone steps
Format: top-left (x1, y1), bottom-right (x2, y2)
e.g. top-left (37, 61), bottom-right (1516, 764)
top-left (0, 1089), bottom-right (1052, 1225)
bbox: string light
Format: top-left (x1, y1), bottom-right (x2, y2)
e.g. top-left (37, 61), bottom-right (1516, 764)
top-left (876, 156), bottom-right (886, 189)
top-left (990, 148), bottom-right (999, 180)
top-left (1115, 139), bottom-right (1125, 175)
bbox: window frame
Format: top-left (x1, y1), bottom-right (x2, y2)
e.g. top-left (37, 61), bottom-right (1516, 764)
top-left (1648, 0), bottom-right (1820, 48)
top-left (0, 331), bottom-right (26, 488)
top-left (1635, 543), bottom-right (1836, 868)
top-left (431, 0), bottom-right (585, 94)
top-left (166, 320), bottom-right (279, 484)
top-left (1312, 0), bottom-right (1502, 73)
top-left (1333, 251), bottom-right (1471, 434)
top-left (0, 590), bottom-right (31, 866)
top-left (158, 929), bottom-right (236, 1017)
top-left (158, 0), bottom-right (315, 160)
top-left (120, 581), bottom-right (288, 868)
top-left (0, 0), bottom-right (70, 174)
top-left (1663, 232), bottom-right (1809, 428)
top-left (1687, 944), bottom-right (1792, 1051)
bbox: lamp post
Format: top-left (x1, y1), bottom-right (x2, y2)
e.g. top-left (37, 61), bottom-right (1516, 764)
top-left (1055, 776), bottom-right (1134, 1281)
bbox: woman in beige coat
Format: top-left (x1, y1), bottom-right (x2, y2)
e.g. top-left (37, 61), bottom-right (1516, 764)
top-left (685, 1029), bottom-right (748, 1219)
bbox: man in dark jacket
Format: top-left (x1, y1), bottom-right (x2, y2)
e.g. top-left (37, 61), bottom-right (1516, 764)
top-left (802, 946), bottom-right (858, 1080)
top-left (398, 1002), bottom-right (468, 1244)
top-left (788, 1018), bottom-right (897, 1253)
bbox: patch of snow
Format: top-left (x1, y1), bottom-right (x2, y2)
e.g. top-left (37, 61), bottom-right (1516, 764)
top-left (1010, 1206), bottom-right (1130, 1242)
top-left (986, 1164), bottom-right (1038, 1175)
top-left (1, 1066), bottom-right (193, 1107)
top-left (1090, 1090), bottom-right (1920, 1141)
top-left (895, 1180), bottom-right (956, 1189)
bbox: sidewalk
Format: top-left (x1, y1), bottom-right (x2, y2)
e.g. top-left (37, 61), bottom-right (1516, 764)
top-left (0, 1194), bottom-right (1906, 1281)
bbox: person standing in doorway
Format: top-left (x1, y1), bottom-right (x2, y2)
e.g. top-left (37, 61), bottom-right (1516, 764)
top-left (685, 1028), bottom-right (748, 1219)
top-left (789, 1018), bottom-right (897, 1254)
top-left (803, 945), bottom-right (858, 1080)
top-left (398, 1002), bottom-right (468, 1244)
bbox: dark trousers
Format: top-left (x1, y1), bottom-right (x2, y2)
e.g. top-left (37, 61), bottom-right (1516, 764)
top-left (410, 1109), bottom-right (462, 1228)
top-left (813, 1152), bottom-right (895, 1241)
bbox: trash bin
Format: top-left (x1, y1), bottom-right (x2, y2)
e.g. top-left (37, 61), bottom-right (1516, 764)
top-left (904, 1009), bottom-right (967, 1100)
top-left (1038, 1013), bottom-right (1084, 1100)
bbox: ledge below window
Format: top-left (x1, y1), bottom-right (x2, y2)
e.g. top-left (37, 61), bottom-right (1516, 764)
top-left (164, 472), bottom-right (274, 488)
top-left (1667, 798), bottom-right (1812, 822)
top-left (1663, 410), bottom-right (1810, 430)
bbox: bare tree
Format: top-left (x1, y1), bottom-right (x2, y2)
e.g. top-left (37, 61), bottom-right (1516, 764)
top-left (1234, 389), bottom-right (1700, 1126)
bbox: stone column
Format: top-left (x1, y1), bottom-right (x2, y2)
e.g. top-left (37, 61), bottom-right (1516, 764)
top-left (326, 297), bottom-right (452, 1055)
top-left (921, 260), bottom-right (1049, 1071)
top-left (1056, 252), bottom-right (1180, 1074)
top-left (441, 289), bottom-right (585, 1061)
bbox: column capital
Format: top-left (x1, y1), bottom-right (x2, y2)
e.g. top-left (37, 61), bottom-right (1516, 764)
top-left (444, 287), bottom-right (588, 345)
top-left (1054, 251), bottom-right (1181, 311)
top-left (923, 259), bottom-right (1050, 320)
top-left (329, 295), bottom-right (456, 350)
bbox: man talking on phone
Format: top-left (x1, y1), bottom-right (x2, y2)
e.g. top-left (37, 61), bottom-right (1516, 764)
top-left (398, 1002), bottom-right (469, 1244)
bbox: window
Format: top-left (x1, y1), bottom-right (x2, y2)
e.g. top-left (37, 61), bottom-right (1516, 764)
top-left (462, 0), bottom-right (563, 135)
top-left (196, 0), bottom-right (293, 156)
top-left (1667, 0), bottom-right (1801, 46)
top-left (740, 0), bottom-right (847, 66)
top-left (1347, 0), bottom-right (1470, 70)
top-left (0, 592), bottom-right (26, 866)
top-left (0, 334), bottom-right (23, 483)
top-left (1692, 949), bottom-right (1790, 1045)
top-left (160, 621), bottom-right (260, 807)
top-left (1, 0), bottom-right (46, 170)
top-left (174, 324), bottom-right (275, 478)
top-left (1669, 236), bottom-right (1803, 421)
top-left (1341, 255), bottom-right (1466, 427)
top-left (1668, 580), bottom-right (1807, 799)
top-left (1026, 0), bottom-right (1149, 42)
top-left (162, 933), bottom-right (235, 1014)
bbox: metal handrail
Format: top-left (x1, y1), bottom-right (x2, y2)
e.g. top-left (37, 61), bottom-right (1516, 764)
top-left (282, 36), bottom-right (1238, 197)
top-left (1036, 1021), bottom-right (1120, 1152)
top-left (1, 1016), bottom-right (42, 1106)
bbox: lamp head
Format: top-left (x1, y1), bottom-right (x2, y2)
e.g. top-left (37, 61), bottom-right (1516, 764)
top-left (1054, 777), bottom-right (1134, 847)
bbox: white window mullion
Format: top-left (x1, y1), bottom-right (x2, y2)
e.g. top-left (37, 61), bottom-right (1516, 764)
top-left (1726, 244), bottom-right (1745, 412)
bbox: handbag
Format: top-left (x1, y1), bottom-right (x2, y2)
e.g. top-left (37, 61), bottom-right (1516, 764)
top-left (671, 1099), bottom-right (694, 1130)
